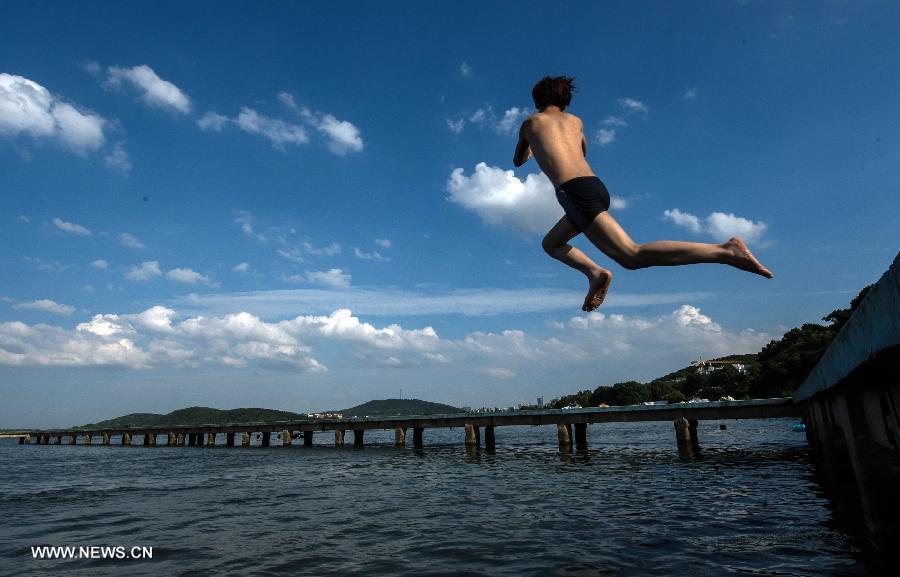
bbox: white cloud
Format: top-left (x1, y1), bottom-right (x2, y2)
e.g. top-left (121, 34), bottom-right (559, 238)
top-left (277, 248), bottom-right (304, 263)
top-left (595, 128), bottom-right (616, 147)
top-left (483, 367), bottom-right (515, 379)
top-left (197, 111), bottom-right (229, 132)
top-left (314, 113), bottom-right (363, 155)
top-left (232, 262), bottom-right (250, 273)
top-left (305, 269), bottom-right (351, 288)
top-left (446, 162), bottom-right (560, 235)
top-left (119, 232), bottom-right (144, 249)
top-left (602, 116), bottom-right (628, 127)
top-left (234, 210), bottom-right (255, 236)
top-left (353, 247), bottom-right (390, 262)
top-left (105, 64), bottom-right (191, 114)
top-left (104, 142), bottom-right (132, 175)
top-left (496, 107), bottom-right (529, 135)
top-left (0, 73), bottom-right (106, 153)
top-left (459, 62), bottom-right (472, 77)
top-left (52, 217), bottom-right (92, 236)
top-left (175, 286), bottom-right (713, 318)
top-left (12, 299), bottom-right (74, 316)
top-left (90, 259), bottom-right (108, 270)
top-left (125, 261), bottom-right (162, 281)
top-left (683, 87), bottom-right (698, 100)
top-left (302, 240), bottom-right (341, 257)
top-left (662, 208), bottom-right (702, 233)
top-left (610, 196), bottom-right (628, 210)
top-left (446, 118), bottom-right (464, 135)
top-left (705, 212), bottom-right (768, 243)
top-left (663, 209), bottom-right (768, 243)
top-left (618, 97), bottom-right (648, 115)
top-left (165, 267), bottom-right (211, 285)
top-left (19, 215), bottom-right (30, 223)
top-left (235, 107), bottom-right (309, 149)
top-left (374, 238), bottom-right (392, 249)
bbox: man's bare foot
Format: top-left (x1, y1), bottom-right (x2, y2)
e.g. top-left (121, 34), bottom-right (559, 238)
top-left (723, 237), bottom-right (773, 278)
top-left (583, 269), bottom-right (613, 311)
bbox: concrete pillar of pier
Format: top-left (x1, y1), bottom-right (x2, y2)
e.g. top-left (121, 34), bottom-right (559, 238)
top-left (465, 424), bottom-right (480, 447)
top-left (143, 433), bottom-right (150, 447)
top-left (52, 434), bottom-right (61, 445)
top-left (176, 432), bottom-right (185, 446)
top-left (574, 423), bottom-right (588, 448)
top-left (261, 431), bottom-right (271, 447)
top-left (688, 419), bottom-right (699, 446)
top-left (334, 430), bottom-right (345, 447)
top-left (674, 417), bottom-right (696, 458)
top-left (68, 434), bottom-right (77, 445)
top-left (283, 430), bottom-right (292, 447)
top-left (303, 430), bottom-right (313, 447)
top-left (353, 429), bottom-right (364, 447)
top-left (557, 424), bottom-right (572, 449)
top-left (84, 434), bottom-right (92, 445)
top-left (206, 432), bottom-right (216, 447)
top-left (188, 433), bottom-right (196, 446)
top-left (484, 426), bottom-right (495, 449)
top-left (226, 432), bottom-right (235, 447)
top-left (395, 427), bottom-right (407, 447)
top-left (102, 432), bottom-right (111, 445)
top-left (241, 432), bottom-right (250, 447)
top-left (18, 436), bottom-right (25, 444)
top-left (413, 427), bottom-right (424, 449)
top-left (168, 432), bottom-right (176, 446)
top-left (123, 433), bottom-right (132, 446)
top-left (149, 433), bottom-right (157, 447)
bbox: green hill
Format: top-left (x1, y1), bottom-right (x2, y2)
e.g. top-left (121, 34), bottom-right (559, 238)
top-left (339, 398), bottom-right (461, 417)
top-left (80, 406), bottom-right (304, 429)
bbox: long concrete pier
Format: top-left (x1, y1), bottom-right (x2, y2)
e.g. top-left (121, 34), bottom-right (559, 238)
top-left (795, 251), bottom-right (900, 550)
top-left (7, 397), bottom-right (797, 454)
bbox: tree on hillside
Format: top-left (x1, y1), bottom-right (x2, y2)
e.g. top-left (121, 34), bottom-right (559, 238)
top-left (590, 381), bottom-right (650, 406)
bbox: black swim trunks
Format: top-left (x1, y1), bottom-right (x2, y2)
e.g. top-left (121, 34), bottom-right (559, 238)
top-left (555, 176), bottom-right (611, 232)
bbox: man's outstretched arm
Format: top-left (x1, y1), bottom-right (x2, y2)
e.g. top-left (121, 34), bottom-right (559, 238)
top-left (513, 123), bottom-right (532, 167)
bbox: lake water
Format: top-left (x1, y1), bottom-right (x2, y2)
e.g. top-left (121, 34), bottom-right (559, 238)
top-left (0, 418), bottom-right (883, 576)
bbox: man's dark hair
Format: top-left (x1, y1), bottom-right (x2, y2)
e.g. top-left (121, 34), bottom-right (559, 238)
top-left (532, 76), bottom-right (576, 111)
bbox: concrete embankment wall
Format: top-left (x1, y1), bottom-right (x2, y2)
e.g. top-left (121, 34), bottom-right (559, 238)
top-left (795, 252), bottom-right (900, 550)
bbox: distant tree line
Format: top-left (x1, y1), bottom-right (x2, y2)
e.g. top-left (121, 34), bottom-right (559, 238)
top-left (547, 286), bottom-right (871, 409)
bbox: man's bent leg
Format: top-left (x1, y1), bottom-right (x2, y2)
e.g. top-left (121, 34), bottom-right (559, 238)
top-left (582, 212), bottom-right (772, 277)
top-left (542, 217), bottom-right (613, 310)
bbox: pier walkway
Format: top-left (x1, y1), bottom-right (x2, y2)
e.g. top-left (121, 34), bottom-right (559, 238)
top-left (8, 397), bottom-right (797, 451)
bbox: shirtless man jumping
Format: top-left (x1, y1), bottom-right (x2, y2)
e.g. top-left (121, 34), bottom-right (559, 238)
top-left (514, 76), bottom-right (773, 312)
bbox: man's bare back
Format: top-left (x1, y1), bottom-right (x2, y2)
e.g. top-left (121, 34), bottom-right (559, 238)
top-left (515, 76), bottom-right (772, 313)
top-left (513, 107), bottom-right (593, 188)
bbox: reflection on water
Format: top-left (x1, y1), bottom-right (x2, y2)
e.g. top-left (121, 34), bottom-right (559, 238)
top-left (0, 419), bottom-right (884, 576)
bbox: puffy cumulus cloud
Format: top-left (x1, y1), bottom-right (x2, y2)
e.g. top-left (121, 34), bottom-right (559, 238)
top-left (235, 107), bottom-right (309, 149)
top-left (447, 162), bottom-right (561, 235)
top-left (90, 259), bottom-right (108, 270)
top-left (618, 97), bottom-right (648, 115)
top-left (683, 87), bottom-right (698, 100)
top-left (12, 299), bottom-right (74, 316)
top-left (105, 64), bottom-right (191, 113)
top-left (610, 196), bottom-right (628, 210)
top-left (446, 118), bottom-right (465, 135)
top-left (353, 247), bottom-right (389, 262)
top-left (165, 267), bottom-right (212, 285)
top-left (374, 238), bottom-right (392, 249)
top-left (104, 142), bottom-right (132, 175)
top-left (302, 240), bottom-right (341, 257)
top-left (305, 269), bottom-right (351, 288)
top-left (197, 111), bottom-right (229, 132)
top-left (468, 105), bottom-right (530, 136)
top-left (0, 73), bottom-right (105, 153)
top-left (52, 217), bottom-right (92, 236)
top-left (278, 93), bottom-right (363, 155)
top-left (232, 262), bottom-right (250, 273)
top-left (119, 232), bottom-right (144, 249)
top-left (314, 113), bottom-right (363, 155)
top-left (663, 209), bottom-right (768, 243)
top-left (595, 128), bottom-right (616, 147)
top-left (284, 309), bottom-right (440, 352)
top-left (125, 261), bottom-right (162, 281)
top-left (459, 62), bottom-right (473, 77)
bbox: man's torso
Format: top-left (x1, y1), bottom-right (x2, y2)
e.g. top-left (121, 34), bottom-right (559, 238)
top-left (523, 110), bottom-right (595, 188)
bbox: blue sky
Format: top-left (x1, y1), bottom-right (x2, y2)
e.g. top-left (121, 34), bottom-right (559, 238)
top-left (2, 1), bottom-right (898, 427)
